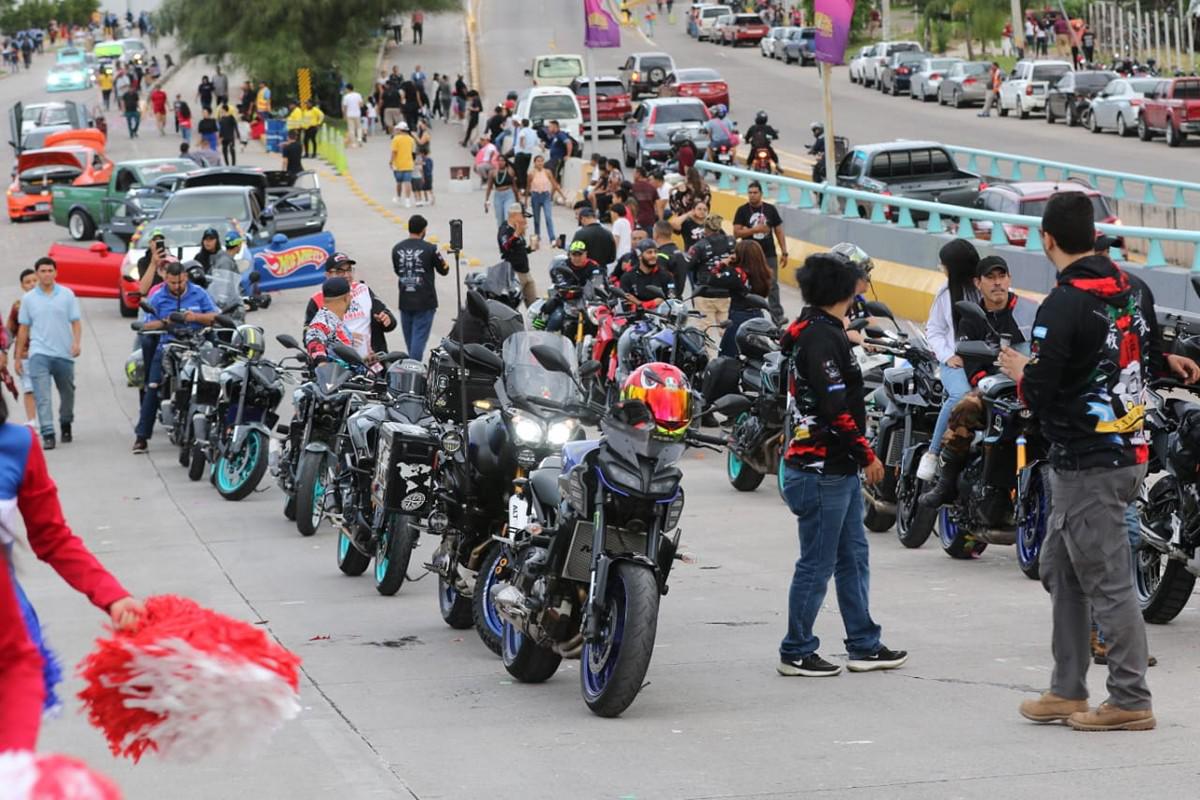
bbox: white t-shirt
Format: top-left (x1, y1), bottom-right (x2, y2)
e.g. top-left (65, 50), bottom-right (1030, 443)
top-left (612, 217), bottom-right (632, 261)
top-left (342, 91), bottom-right (364, 119)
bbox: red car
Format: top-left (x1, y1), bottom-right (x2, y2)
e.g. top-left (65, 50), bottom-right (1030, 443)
top-left (49, 239), bottom-right (135, 315)
top-left (570, 76), bottom-right (633, 135)
top-left (969, 181), bottom-right (1120, 248)
top-left (8, 129), bottom-right (111, 222)
top-left (720, 13), bottom-right (769, 46)
top-left (658, 68), bottom-right (730, 110)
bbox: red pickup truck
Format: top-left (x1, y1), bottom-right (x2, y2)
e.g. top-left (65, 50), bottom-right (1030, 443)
top-left (1137, 77), bottom-right (1200, 147)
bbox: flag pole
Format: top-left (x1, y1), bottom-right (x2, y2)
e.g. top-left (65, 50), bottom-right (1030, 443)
top-left (822, 62), bottom-right (836, 190)
top-left (585, 48), bottom-right (600, 155)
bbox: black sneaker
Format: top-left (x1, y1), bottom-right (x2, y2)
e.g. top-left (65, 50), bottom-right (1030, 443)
top-left (60, 424), bottom-right (72, 443)
top-left (777, 653), bottom-right (842, 677)
top-left (42, 434), bottom-right (56, 451)
top-left (132, 437), bottom-right (148, 454)
top-left (847, 646), bottom-right (909, 672)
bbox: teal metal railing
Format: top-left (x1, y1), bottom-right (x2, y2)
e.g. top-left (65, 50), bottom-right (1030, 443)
top-left (701, 161), bottom-right (1200, 271)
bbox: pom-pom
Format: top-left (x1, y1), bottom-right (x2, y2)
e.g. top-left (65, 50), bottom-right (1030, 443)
top-left (76, 594), bottom-right (301, 762)
top-left (0, 751), bottom-right (121, 800)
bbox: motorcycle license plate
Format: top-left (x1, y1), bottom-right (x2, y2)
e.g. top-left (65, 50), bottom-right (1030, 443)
top-left (508, 494), bottom-right (530, 532)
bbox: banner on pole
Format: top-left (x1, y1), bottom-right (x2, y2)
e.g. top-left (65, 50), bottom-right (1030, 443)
top-left (814, 0), bottom-right (855, 65)
top-left (584, 0), bottom-right (622, 48)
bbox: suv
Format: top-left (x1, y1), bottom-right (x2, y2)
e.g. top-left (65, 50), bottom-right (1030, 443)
top-left (862, 41), bottom-right (923, 88)
top-left (619, 52), bottom-right (677, 99)
top-left (969, 181), bottom-right (1119, 247)
top-left (998, 59), bottom-right (1071, 118)
top-left (720, 13), bottom-right (769, 46)
top-left (622, 97), bottom-right (711, 170)
top-left (781, 27), bottom-right (818, 65)
top-left (569, 77), bottom-right (633, 135)
top-left (695, 4), bottom-right (733, 40)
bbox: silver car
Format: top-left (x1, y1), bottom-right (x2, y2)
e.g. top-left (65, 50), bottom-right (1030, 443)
top-left (848, 45), bottom-right (874, 83)
top-left (1084, 77), bottom-right (1160, 137)
top-left (909, 57), bottom-right (963, 102)
top-left (937, 61), bottom-right (991, 108)
top-left (621, 97), bottom-right (711, 169)
top-left (760, 26), bottom-right (788, 58)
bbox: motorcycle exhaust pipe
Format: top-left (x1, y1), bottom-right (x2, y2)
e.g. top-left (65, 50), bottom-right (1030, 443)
top-left (866, 493), bottom-right (898, 516)
top-left (554, 633), bottom-right (583, 659)
top-left (1140, 523), bottom-right (1200, 576)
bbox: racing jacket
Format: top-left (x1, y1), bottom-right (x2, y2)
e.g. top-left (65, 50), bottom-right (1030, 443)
top-left (685, 232), bottom-right (735, 288)
top-left (1019, 255), bottom-right (1152, 471)
top-left (958, 292), bottom-right (1038, 387)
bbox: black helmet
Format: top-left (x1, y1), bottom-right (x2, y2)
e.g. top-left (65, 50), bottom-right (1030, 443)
top-left (735, 317), bottom-right (779, 360)
top-left (755, 110), bottom-right (768, 126)
top-left (387, 359), bottom-right (428, 397)
top-left (181, 259), bottom-right (205, 284)
top-left (232, 324), bottom-right (265, 360)
top-left (669, 129), bottom-right (693, 147)
top-left (810, 121), bottom-right (824, 137)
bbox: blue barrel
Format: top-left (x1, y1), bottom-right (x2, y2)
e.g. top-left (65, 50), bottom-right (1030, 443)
top-left (265, 118), bottom-right (287, 153)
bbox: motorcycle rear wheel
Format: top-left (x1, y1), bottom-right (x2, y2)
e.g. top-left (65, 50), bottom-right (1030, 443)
top-left (336, 530), bottom-right (370, 576)
top-left (187, 443), bottom-right (206, 482)
top-left (439, 575), bottom-right (474, 629)
top-left (503, 621), bottom-right (562, 683)
top-left (472, 543), bottom-right (507, 654)
top-left (215, 429), bottom-right (268, 501)
top-left (295, 450), bottom-right (330, 537)
top-left (375, 513), bottom-right (418, 596)
top-left (581, 562), bottom-right (660, 718)
top-left (939, 509), bottom-right (988, 559)
top-left (1137, 477), bottom-right (1196, 623)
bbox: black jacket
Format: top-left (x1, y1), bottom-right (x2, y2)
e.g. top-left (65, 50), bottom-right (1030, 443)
top-left (781, 308), bottom-right (875, 474)
top-left (1020, 255), bottom-right (1153, 471)
top-left (685, 232), bottom-right (735, 287)
top-left (619, 264), bottom-right (675, 301)
top-left (571, 222), bottom-right (616, 268)
top-left (304, 286), bottom-right (397, 355)
top-left (656, 243), bottom-right (689, 295)
top-left (958, 292), bottom-right (1038, 386)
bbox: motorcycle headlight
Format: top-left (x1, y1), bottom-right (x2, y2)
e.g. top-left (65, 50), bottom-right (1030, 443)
top-left (512, 413), bottom-right (544, 444)
top-left (441, 429), bottom-right (463, 454)
top-left (546, 420), bottom-right (576, 446)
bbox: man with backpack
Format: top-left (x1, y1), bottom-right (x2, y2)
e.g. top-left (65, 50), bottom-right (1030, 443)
top-left (685, 214), bottom-right (736, 350)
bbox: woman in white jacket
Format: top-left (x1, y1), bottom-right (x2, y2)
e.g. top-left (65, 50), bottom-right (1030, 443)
top-left (918, 240), bottom-right (982, 480)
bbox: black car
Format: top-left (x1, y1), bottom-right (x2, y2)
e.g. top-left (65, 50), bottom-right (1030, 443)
top-left (1045, 70), bottom-right (1119, 126)
top-left (879, 51), bottom-right (926, 96)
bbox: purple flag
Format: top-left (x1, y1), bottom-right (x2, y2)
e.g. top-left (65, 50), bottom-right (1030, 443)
top-left (584, 0), bottom-right (621, 48)
top-left (814, 0), bottom-right (855, 65)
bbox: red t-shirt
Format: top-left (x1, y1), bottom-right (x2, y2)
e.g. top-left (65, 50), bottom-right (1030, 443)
top-left (631, 179), bottom-right (659, 228)
top-left (151, 90), bottom-right (168, 114)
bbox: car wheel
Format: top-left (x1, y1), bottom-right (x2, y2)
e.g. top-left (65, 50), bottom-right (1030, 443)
top-left (1086, 109), bottom-right (1101, 133)
top-left (1166, 121), bottom-right (1183, 147)
top-left (67, 208), bottom-right (95, 241)
top-left (998, 101), bottom-right (1009, 117)
top-left (891, 81), bottom-right (899, 96)
top-left (622, 140), bottom-right (635, 168)
top-left (1045, 105), bottom-right (1056, 123)
top-left (1117, 114), bottom-right (1130, 137)
top-left (1066, 105), bottom-right (1077, 127)
top-left (1138, 116), bottom-right (1152, 141)
top-left (951, 90), bottom-right (961, 109)
top-left (1018, 99), bottom-right (1029, 119)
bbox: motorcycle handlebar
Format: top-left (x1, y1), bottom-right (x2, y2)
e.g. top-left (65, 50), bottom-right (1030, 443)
top-left (687, 430), bottom-right (728, 447)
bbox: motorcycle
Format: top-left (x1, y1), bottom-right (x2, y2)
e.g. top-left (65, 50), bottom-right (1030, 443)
top-left (490, 345), bottom-right (748, 716)
top-left (750, 145), bottom-right (774, 174)
top-left (722, 316), bottom-right (788, 494)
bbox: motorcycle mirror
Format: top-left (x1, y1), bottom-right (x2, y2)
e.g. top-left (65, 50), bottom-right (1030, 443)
top-left (866, 325), bottom-right (887, 339)
top-left (139, 300), bottom-right (155, 314)
top-left (641, 285), bottom-right (666, 300)
top-left (744, 294), bottom-right (769, 310)
top-left (275, 333), bottom-right (301, 350)
top-left (463, 343), bottom-right (504, 373)
top-left (847, 318), bottom-right (870, 332)
top-left (332, 343), bottom-right (364, 365)
top-left (954, 300), bottom-right (988, 325)
top-left (214, 314), bottom-right (236, 329)
top-left (955, 340), bottom-right (998, 359)
top-left (707, 393), bottom-right (752, 417)
top-left (466, 288), bottom-right (491, 321)
top-left (863, 300), bottom-right (894, 320)
top-left (130, 321), bottom-right (144, 332)
top-left (578, 359), bottom-right (602, 379)
top-left (168, 311), bottom-right (187, 324)
top-left (530, 343), bottom-right (574, 376)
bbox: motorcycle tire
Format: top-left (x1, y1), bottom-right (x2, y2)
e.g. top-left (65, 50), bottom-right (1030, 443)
top-left (863, 500), bottom-right (897, 533)
top-left (472, 543), bottom-right (507, 655)
top-left (938, 510), bottom-right (987, 560)
top-left (581, 561), bottom-right (660, 718)
top-left (215, 429), bottom-right (268, 501)
top-left (295, 450), bottom-right (330, 537)
top-left (895, 443), bottom-right (936, 548)
top-left (503, 620), bottom-right (562, 683)
top-left (1015, 465), bottom-right (1050, 580)
top-left (439, 575), bottom-right (474, 629)
top-left (1136, 477), bottom-right (1196, 623)
top-left (336, 530), bottom-right (370, 576)
top-left (375, 513), bottom-right (418, 596)
top-left (187, 443), bottom-right (206, 482)
top-left (283, 492), bottom-right (297, 521)
top-left (178, 441), bottom-right (191, 467)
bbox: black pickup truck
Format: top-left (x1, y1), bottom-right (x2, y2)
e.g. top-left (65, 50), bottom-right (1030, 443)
top-left (835, 141), bottom-right (982, 211)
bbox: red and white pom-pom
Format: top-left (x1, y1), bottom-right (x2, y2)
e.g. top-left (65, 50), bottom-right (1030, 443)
top-left (0, 752), bottom-right (121, 800)
top-left (76, 594), bottom-right (302, 763)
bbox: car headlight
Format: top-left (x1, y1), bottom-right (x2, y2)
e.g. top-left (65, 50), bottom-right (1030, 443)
top-left (512, 413), bottom-right (544, 444)
top-left (546, 420), bottom-right (576, 446)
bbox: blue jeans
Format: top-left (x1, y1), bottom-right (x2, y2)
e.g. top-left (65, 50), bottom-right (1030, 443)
top-left (124, 110), bottom-right (140, 136)
top-left (400, 308), bottom-right (436, 362)
top-left (135, 348), bottom-right (164, 439)
top-left (720, 307), bottom-right (761, 358)
top-left (930, 365), bottom-right (970, 455)
top-left (27, 355), bottom-right (74, 438)
top-left (492, 188), bottom-right (515, 230)
top-left (779, 468), bottom-right (882, 661)
top-left (202, 132), bottom-right (218, 150)
top-left (181, 125), bottom-right (191, 143)
top-left (530, 191), bottom-right (555, 241)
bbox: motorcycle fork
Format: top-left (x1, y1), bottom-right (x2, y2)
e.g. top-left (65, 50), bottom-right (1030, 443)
top-left (583, 485), bottom-right (610, 643)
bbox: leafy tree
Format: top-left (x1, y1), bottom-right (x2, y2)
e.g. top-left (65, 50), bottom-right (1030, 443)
top-left (2, 0), bottom-right (97, 33)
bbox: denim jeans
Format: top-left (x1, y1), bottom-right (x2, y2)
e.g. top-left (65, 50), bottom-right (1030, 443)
top-left (779, 468), bottom-right (883, 661)
top-left (27, 355), bottom-right (75, 438)
top-left (720, 307), bottom-right (762, 358)
top-left (135, 348), bottom-right (164, 440)
top-left (930, 365), bottom-right (970, 455)
top-left (530, 191), bottom-right (556, 241)
top-left (124, 110), bottom-right (140, 136)
top-left (400, 308), bottom-right (437, 362)
top-left (492, 188), bottom-right (515, 230)
top-left (181, 125), bottom-right (191, 143)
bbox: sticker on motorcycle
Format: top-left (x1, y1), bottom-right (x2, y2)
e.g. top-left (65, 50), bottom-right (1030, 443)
top-left (508, 493), bottom-right (530, 532)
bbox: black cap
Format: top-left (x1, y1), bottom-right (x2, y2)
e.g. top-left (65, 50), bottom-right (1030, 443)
top-left (322, 252), bottom-right (356, 271)
top-left (976, 255), bottom-right (1009, 277)
top-left (322, 276), bottom-right (351, 299)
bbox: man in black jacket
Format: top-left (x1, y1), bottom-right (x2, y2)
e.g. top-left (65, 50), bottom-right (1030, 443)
top-left (570, 206), bottom-right (616, 268)
top-left (619, 240), bottom-right (674, 302)
top-left (999, 192), bottom-right (1155, 732)
top-left (653, 220), bottom-right (688, 292)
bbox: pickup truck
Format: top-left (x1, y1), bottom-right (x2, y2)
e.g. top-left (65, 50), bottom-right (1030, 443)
top-left (998, 59), bottom-right (1071, 118)
top-left (50, 158), bottom-right (195, 240)
top-left (1138, 77), bottom-right (1200, 147)
top-left (835, 141), bottom-right (982, 218)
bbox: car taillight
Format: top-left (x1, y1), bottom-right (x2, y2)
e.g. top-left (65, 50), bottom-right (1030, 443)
top-left (964, 77), bottom-right (977, 85)
top-left (898, 67), bottom-right (909, 75)
top-left (631, 71), bottom-right (640, 82)
top-left (1130, 98), bottom-right (1142, 106)
top-left (929, 73), bottom-right (941, 80)
top-left (979, 182), bottom-right (988, 191)
top-left (645, 126), bottom-right (655, 139)
top-left (1026, 84), bottom-right (1033, 95)
top-left (1003, 224), bottom-right (1029, 243)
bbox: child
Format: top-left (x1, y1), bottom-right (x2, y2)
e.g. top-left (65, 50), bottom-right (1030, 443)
top-left (6, 269), bottom-right (37, 426)
top-left (365, 96), bottom-right (379, 137)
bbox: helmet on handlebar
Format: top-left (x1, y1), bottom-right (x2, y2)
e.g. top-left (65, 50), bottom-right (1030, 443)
top-left (734, 317), bottom-right (780, 361)
top-left (620, 362), bottom-right (693, 441)
top-left (387, 359), bottom-right (428, 397)
top-left (830, 242), bottom-right (874, 278)
top-left (181, 259), bottom-right (206, 284)
top-left (810, 121), bottom-right (824, 137)
top-left (232, 324), bottom-right (265, 361)
top-left (124, 347), bottom-right (144, 388)
top-left (755, 110), bottom-right (768, 126)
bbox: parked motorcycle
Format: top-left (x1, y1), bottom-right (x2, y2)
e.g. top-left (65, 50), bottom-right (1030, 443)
top-left (722, 316), bottom-right (787, 493)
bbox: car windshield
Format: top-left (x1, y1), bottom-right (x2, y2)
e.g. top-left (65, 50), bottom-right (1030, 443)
top-left (576, 82), bottom-right (626, 97)
top-left (536, 57), bottom-right (582, 79)
top-left (529, 95), bottom-right (578, 120)
top-left (1075, 72), bottom-right (1117, 89)
top-left (677, 69), bottom-right (721, 82)
top-left (37, 106), bottom-right (70, 125)
top-left (652, 103), bottom-right (707, 123)
top-left (734, 15), bottom-right (761, 24)
top-left (501, 332), bottom-right (578, 407)
top-left (1175, 81), bottom-right (1200, 99)
top-left (800, 29), bottom-right (816, 40)
top-left (1032, 65), bottom-right (1070, 81)
top-left (146, 222), bottom-right (234, 249)
top-left (641, 56), bottom-right (673, 69)
top-left (963, 62), bottom-right (989, 75)
top-left (158, 192), bottom-right (249, 222)
top-left (1021, 194), bottom-right (1110, 219)
top-left (1128, 78), bottom-right (1160, 93)
top-left (928, 59), bottom-right (958, 71)
top-left (49, 65), bottom-right (80, 75)
top-left (896, 53), bottom-right (923, 65)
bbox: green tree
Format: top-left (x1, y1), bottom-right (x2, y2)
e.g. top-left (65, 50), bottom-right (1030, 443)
top-left (2, 0), bottom-right (97, 32)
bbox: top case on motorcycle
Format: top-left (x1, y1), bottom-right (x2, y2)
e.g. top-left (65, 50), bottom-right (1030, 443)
top-left (976, 374), bottom-right (1017, 401)
top-left (427, 343), bottom-right (503, 423)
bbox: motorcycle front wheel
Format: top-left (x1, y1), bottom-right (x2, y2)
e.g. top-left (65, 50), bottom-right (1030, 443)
top-left (374, 513), bottom-right (418, 596)
top-left (295, 450), bottom-right (331, 537)
top-left (336, 530), bottom-right (370, 576)
top-left (581, 562), bottom-right (660, 718)
top-left (187, 442), bottom-right (206, 482)
top-left (473, 543), bottom-right (507, 655)
top-left (439, 575), bottom-right (474, 629)
top-left (503, 621), bottom-right (562, 683)
top-left (1136, 476), bottom-right (1196, 623)
top-left (939, 509), bottom-right (987, 560)
top-left (895, 443), bottom-right (936, 548)
top-left (215, 429), bottom-right (268, 501)
top-left (1015, 465), bottom-right (1050, 580)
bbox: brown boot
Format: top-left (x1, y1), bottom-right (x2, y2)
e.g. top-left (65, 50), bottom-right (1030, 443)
top-left (1090, 628), bottom-right (1108, 665)
top-left (1019, 692), bottom-right (1089, 723)
top-left (1067, 703), bottom-right (1156, 731)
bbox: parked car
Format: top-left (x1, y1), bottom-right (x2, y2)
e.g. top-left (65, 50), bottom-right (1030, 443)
top-left (909, 57), bottom-right (963, 102)
top-left (622, 97), bottom-right (711, 170)
top-left (848, 45), bottom-right (875, 83)
top-left (710, 14), bottom-right (735, 44)
top-left (759, 26), bottom-right (790, 58)
top-left (862, 41), bottom-right (923, 88)
top-left (936, 61), bottom-right (991, 107)
top-left (968, 181), bottom-right (1120, 247)
top-left (1045, 70), bottom-right (1118, 126)
top-left (619, 52), bottom-right (677, 99)
top-left (878, 51), bottom-right (926, 95)
top-left (695, 5), bottom-right (733, 40)
top-left (835, 141), bottom-right (982, 217)
top-left (998, 59), bottom-right (1071, 118)
top-left (515, 87), bottom-right (584, 142)
top-left (720, 13), bottom-right (769, 46)
top-left (9, 100), bottom-right (94, 153)
top-left (570, 76), bottom-right (632, 135)
top-left (1138, 77), bottom-right (1200, 146)
top-left (45, 63), bottom-right (92, 93)
top-left (781, 27), bottom-right (818, 65)
top-left (1084, 76), bottom-right (1160, 136)
top-left (50, 157), bottom-right (195, 240)
top-left (658, 68), bottom-right (730, 110)
top-left (525, 54), bottom-right (585, 88)
top-left (8, 146), bottom-right (112, 222)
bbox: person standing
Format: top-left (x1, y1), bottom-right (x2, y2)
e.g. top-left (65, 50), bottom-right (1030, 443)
top-left (300, 100), bottom-right (324, 158)
top-left (436, 74), bottom-right (452, 122)
top-left (389, 121), bottom-right (416, 207)
top-left (776, 252), bottom-right (906, 678)
top-left (255, 80), bottom-right (273, 119)
top-left (238, 80), bottom-right (255, 119)
top-left (6, 269), bottom-right (39, 425)
top-left (212, 66), bottom-right (229, 107)
top-left (197, 106), bottom-right (219, 152)
top-left (499, 205), bottom-right (540, 308)
top-left (719, 239), bottom-right (772, 357)
top-left (391, 215), bottom-right (448, 361)
top-left (411, 10), bottom-right (424, 43)
top-left (342, 82), bottom-right (364, 147)
top-left (653, 220), bottom-right (689, 296)
top-left (197, 74), bottom-right (214, 113)
top-left (14, 258), bottom-right (81, 450)
top-left (150, 83), bottom-right (168, 135)
top-left (484, 153), bottom-right (519, 231)
top-left (218, 104), bottom-right (242, 165)
top-left (1024, 16), bottom-right (1036, 56)
top-left (732, 180), bottom-right (788, 326)
top-left (979, 63), bottom-right (1002, 117)
top-left (461, 90), bottom-right (483, 147)
top-left (684, 214), bottom-right (735, 345)
top-left (1081, 26), bottom-right (1096, 65)
top-left (97, 67), bottom-right (114, 110)
top-left (526, 154), bottom-right (565, 246)
top-left (630, 166), bottom-right (660, 234)
top-left (120, 83), bottom-right (141, 138)
top-left (543, 120), bottom-right (574, 184)
top-left (380, 78), bottom-right (402, 135)
top-left (280, 129), bottom-right (304, 177)
top-left (571, 205), bottom-right (616, 268)
top-left (512, 119), bottom-right (539, 193)
top-left (1000, 192), bottom-right (1155, 732)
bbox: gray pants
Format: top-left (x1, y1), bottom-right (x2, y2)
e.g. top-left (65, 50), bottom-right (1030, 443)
top-left (27, 354), bottom-right (75, 438)
top-left (766, 254), bottom-right (786, 326)
top-left (1043, 463), bottom-right (1150, 710)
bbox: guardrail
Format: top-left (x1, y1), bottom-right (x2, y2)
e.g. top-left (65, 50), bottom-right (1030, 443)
top-left (703, 161), bottom-right (1200, 272)
top-left (942, 145), bottom-right (1200, 211)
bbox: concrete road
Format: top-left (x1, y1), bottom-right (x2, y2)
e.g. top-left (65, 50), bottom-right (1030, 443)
top-left (475, 1), bottom-right (1199, 182)
top-left (6, 14), bottom-right (1200, 800)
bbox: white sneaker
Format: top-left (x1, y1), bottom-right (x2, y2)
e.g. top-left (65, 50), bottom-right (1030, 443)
top-left (916, 451), bottom-right (940, 482)
top-left (403, 197), bottom-right (413, 208)
top-left (392, 196), bottom-right (401, 204)
top-left (415, 199), bottom-right (428, 207)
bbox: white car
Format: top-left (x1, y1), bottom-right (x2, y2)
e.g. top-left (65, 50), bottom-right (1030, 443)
top-left (695, 4), bottom-right (732, 40)
top-left (848, 45), bottom-right (874, 83)
top-left (760, 26), bottom-right (788, 58)
top-left (515, 87), bottom-right (584, 142)
top-left (525, 54), bottom-right (585, 88)
top-left (863, 41), bottom-right (923, 88)
top-left (998, 59), bottom-right (1071, 118)
top-left (909, 57), bottom-right (963, 101)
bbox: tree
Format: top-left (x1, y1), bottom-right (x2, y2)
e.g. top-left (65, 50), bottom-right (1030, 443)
top-left (157, 0), bottom-right (456, 108)
top-left (1, 0), bottom-right (97, 32)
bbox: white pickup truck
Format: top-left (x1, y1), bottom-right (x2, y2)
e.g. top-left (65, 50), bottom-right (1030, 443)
top-left (998, 59), bottom-right (1071, 119)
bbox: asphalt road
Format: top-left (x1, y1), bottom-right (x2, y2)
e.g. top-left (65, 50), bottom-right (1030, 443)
top-left (6, 13), bottom-right (1200, 800)
top-left (476, 1), bottom-right (1199, 181)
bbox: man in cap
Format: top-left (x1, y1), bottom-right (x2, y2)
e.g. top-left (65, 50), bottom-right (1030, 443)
top-left (389, 120), bottom-right (417, 207)
top-left (137, 229), bottom-right (169, 297)
top-left (195, 227), bottom-right (221, 273)
top-left (620, 239), bottom-right (675, 303)
top-left (305, 277), bottom-right (355, 364)
top-left (391, 214), bottom-right (448, 361)
top-left (304, 252), bottom-right (395, 358)
top-left (570, 205), bottom-right (616, 268)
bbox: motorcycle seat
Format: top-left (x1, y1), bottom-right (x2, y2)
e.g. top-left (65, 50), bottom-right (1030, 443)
top-left (977, 374), bottom-right (1017, 400)
top-left (529, 467), bottom-right (561, 508)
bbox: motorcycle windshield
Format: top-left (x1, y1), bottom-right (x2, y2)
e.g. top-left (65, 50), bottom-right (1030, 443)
top-left (501, 331), bottom-right (578, 409)
top-left (312, 361), bottom-right (353, 398)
